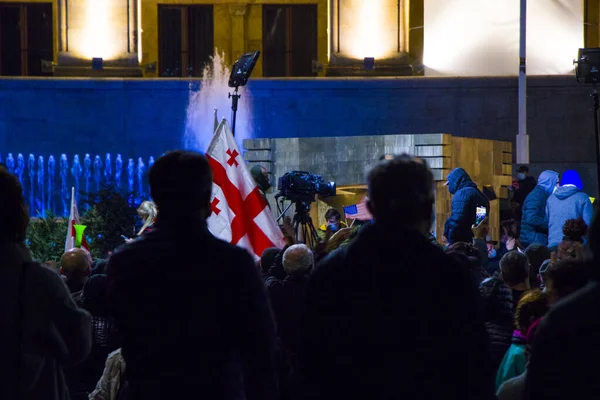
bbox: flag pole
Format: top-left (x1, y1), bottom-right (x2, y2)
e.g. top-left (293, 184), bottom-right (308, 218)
top-left (213, 109), bottom-right (219, 134)
top-left (517, 0), bottom-right (529, 164)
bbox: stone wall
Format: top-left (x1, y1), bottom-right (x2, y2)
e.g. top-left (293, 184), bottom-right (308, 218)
top-left (244, 134), bottom-right (512, 240)
top-left (0, 75), bottom-right (596, 192)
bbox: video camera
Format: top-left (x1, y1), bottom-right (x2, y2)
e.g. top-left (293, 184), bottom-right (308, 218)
top-left (277, 171), bottom-right (336, 203)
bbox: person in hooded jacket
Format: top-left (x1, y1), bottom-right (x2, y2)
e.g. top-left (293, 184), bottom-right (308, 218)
top-left (251, 165), bottom-right (272, 207)
top-left (519, 170), bottom-right (559, 248)
top-left (546, 170), bottom-right (593, 250)
top-left (444, 168), bottom-right (490, 245)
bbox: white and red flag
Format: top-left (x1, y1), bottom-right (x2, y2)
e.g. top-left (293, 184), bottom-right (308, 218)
top-left (206, 119), bottom-right (285, 259)
top-left (64, 187), bottom-right (91, 253)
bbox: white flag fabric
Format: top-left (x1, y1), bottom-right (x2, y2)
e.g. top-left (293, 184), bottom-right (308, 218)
top-left (206, 119), bottom-right (285, 259)
top-left (64, 187), bottom-right (90, 253)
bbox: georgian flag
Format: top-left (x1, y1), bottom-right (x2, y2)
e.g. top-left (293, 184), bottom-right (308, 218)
top-left (64, 187), bottom-right (91, 254)
top-left (206, 119), bottom-right (285, 259)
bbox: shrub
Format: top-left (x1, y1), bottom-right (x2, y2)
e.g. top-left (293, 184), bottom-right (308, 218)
top-left (26, 211), bottom-right (68, 262)
top-left (81, 186), bottom-right (137, 258)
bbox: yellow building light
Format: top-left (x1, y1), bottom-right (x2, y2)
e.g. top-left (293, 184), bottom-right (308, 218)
top-left (333, 0), bottom-right (401, 60)
top-left (63, 0), bottom-right (131, 61)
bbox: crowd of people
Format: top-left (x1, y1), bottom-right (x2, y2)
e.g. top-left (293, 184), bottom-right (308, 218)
top-left (1, 151), bottom-right (600, 400)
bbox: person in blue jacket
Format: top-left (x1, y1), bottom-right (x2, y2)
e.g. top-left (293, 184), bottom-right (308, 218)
top-left (519, 170), bottom-right (559, 248)
top-left (444, 168), bottom-right (489, 245)
top-left (547, 170), bottom-right (594, 250)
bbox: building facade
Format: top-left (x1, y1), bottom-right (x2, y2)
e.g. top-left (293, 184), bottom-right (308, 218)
top-left (0, 0), bottom-right (427, 77)
top-left (1, 0), bottom-right (599, 78)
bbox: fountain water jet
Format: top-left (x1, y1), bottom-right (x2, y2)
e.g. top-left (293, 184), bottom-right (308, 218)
top-left (6, 153), bottom-right (15, 174)
top-left (115, 154), bottom-right (123, 190)
top-left (184, 50), bottom-right (253, 153)
top-left (127, 159), bottom-right (134, 193)
top-left (60, 154), bottom-right (68, 215)
top-left (16, 154), bottom-right (24, 191)
top-left (37, 156), bottom-right (45, 216)
top-left (48, 155), bottom-right (55, 214)
top-left (93, 155), bottom-right (103, 192)
top-left (28, 154), bottom-right (35, 213)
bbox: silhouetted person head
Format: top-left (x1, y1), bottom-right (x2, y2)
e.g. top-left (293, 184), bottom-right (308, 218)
top-left (525, 244), bottom-right (551, 289)
top-left (544, 259), bottom-right (591, 305)
top-left (60, 248), bottom-right (91, 290)
top-left (367, 154), bottom-right (434, 233)
top-left (282, 244), bottom-right (314, 278)
top-left (149, 151), bottom-right (212, 220)
top-left (0, 166), bottom-right (29, 243)
top-left (80, 274), bottom-right (110, 317)
top-left (446, 241), bottom-right (487, 283)
top-left (260, 247), bottom-right (281, 276)
top-left (500, 251), bottom-right (530, 289)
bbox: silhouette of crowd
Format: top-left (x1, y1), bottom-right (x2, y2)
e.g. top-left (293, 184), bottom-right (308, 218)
top-left (1, 151), bottom-right (599, 400)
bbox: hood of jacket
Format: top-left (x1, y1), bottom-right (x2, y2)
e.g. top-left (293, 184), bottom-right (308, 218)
top-left (561, 170), bottom-right (583, 190)
top-left (554, 185), bottom-right (582, 200)
top-left (447, 168), bottom-right (476, 195)
top-left (537, 170), bottom-right (559, 195)
top-left (250, 165), bottom-right (271, 192)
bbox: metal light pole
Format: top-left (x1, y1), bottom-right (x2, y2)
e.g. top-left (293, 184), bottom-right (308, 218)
top-left (517, 0), bottom-right (530, 164)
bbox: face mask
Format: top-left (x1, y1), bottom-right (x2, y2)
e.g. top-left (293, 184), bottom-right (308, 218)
top-left (328, 223), bottom-right (339, 232)
top-left (488, 248), bottom-right (497, 258)
top-left (517, 173), bottom-right (526, 181)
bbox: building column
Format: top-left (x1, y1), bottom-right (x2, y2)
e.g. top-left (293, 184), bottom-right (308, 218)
top-left (228, 3), bottom-right (248, 62)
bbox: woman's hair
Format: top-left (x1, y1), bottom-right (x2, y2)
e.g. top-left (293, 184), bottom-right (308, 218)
top-left (0, 167), bottom-right (29, 243)
top-left (500, 219), bottom-right (519, 239)
top-left (137, 201), bottom-right (157, 236)
top-left (514, 289), bottom-right (549, 334)
top-left (557, 219), bottom-right (587, 262)
top-left (500, 219), bottom-right (523, 249)
top-left (545, 259), bottom-right (590, 301)
top-left (562, 218), bottom-right (588, 242)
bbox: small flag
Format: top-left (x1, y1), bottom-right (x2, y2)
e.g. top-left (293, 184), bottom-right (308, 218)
top-left (206, 119), bottom-right (285, 259)
top-left (344, 197), bottom-right (372, 221)
top-left (65, 187), bottom-right (91, 254)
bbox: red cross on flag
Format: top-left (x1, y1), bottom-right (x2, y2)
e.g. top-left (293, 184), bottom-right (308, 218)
top-left (206, 119), bottom-right (285, 259)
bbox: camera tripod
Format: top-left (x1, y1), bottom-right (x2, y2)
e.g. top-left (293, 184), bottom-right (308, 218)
top-left (276, 197), bottom-right (320, 249)
top-left (292, 201), bottom-right (320, 249)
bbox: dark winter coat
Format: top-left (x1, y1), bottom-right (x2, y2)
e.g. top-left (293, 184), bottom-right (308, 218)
top-left (525, 281), bottom-right (600, 400)
top-left (479, 277), bottom-right (514, 370)
top-left (268, 274), bottom-right (309, 360)
top-left (444, 168), bottom-right (489, 245)
top-left (520, 171), bottom-right (559, 247)
top-left (0, 242), bottom-right (92, 400)
top-left (300, 223), bottom-right (495, 400)
top-left (513, 176), bottom-right (537, 207)
top-left (106, 218), bottom-right (278, 400)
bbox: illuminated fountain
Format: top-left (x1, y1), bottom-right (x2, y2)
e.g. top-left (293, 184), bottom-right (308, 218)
top-left (1, 152), bottom-right (157, 217)
top-left (184, 51), bottom-right (253, 152)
